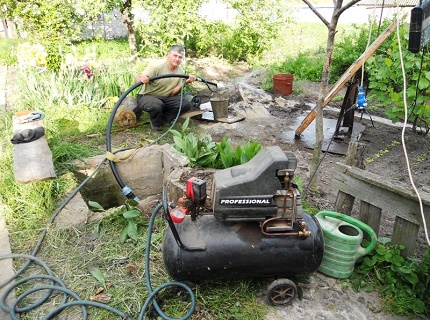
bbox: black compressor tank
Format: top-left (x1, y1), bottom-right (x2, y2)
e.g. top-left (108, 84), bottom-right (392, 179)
top-left (162, 146), bottom-right (324, 282)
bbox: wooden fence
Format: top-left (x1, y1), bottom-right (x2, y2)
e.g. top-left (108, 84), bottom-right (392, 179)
top-left (331, 162), bottom-right (430, 257)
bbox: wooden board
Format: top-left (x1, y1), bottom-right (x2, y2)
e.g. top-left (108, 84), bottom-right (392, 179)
top-left (331, 162), bottom-right (430, 227)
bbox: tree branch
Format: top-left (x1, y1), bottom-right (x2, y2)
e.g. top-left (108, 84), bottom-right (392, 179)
top-left (302, 0), bottom-right (330, 27)
top-left (337, 0), bottom-right (362, 16)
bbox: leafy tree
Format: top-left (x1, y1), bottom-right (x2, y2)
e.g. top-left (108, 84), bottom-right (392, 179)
top-left (223, 0), bottom-right (290, 61)
top-left (137, 0), bottom-right (205, 56)
top-left (0, 0), bottom-right (83, 42)
top-left (136, 0), bottom-right (289, 62)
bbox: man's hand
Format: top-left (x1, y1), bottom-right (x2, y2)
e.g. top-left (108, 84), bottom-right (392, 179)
top-left (134, 73), bottom-right (150, 84)
top-left (185, 75), bottom-right (196, 85)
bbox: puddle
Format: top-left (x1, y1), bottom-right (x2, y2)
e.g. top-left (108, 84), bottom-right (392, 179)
top-left (282, 115), bottom-right (366, 155)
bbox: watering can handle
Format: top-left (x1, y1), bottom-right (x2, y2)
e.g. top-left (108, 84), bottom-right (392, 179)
top-left (318, 211), bottom-right (377, 256)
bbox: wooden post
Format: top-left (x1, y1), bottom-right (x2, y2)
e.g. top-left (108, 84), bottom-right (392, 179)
top-left (359, 201), bottom-right (382, 238)
top-left (333, 141), bottom-right (367, 214)
top-left (295, 21), bottom-right (397, 137)
top-left (345, 141), bottom-right (367, 170)
top-left (392, 216), bottom-right (420, 257)
top-left (334, 190), bottom-right (355, 215)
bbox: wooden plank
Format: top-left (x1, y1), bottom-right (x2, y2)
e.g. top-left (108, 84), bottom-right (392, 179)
top-left (295, 21), bottom-right (397, 137)
top-left (322, 21), bottom-right (397, 106)
top-left (392, 216), bottom-right (420, 257)
top-left (359, 200), bottom-right (382, 237)
top-left (334, 190), bottom-right (355, 215)
top-left (331, 162), bottom-right (430, 227)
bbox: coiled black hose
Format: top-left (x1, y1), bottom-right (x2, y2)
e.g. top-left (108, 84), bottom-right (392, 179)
top-left (0, 189), bottom-right (195, 319)
top-left (106, 74), bottom-right (218, 201)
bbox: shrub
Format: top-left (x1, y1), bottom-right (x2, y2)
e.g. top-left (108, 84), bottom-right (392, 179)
top-left (365, 23), bottom-right (430, 134)
top-left (262, 52), bottom-right (324, 91)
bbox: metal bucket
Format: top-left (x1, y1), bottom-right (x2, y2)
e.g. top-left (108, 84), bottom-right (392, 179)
top-left (315, 211), bottom-right (377, 279)
top-left (210, 98), bottom-right (228, 120)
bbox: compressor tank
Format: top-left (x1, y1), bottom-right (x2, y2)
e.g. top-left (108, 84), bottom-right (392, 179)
top-left (162, 212), bottom-right (324, 282)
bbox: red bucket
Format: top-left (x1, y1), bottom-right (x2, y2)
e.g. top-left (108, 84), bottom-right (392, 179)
top-left (273, 73), bottom-right (294, 95)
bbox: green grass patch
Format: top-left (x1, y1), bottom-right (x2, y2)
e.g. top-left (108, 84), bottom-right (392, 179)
top-left (0, 38), bottom-right (21, 65)
top-left (73, 38), bottom-right (132, 62)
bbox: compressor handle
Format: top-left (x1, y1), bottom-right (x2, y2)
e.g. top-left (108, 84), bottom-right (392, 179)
top-left (318, 210), bottom-right (377, 256)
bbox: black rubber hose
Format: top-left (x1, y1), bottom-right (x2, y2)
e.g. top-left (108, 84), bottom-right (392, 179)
top-left (105, 74), bottom-right (218, 201)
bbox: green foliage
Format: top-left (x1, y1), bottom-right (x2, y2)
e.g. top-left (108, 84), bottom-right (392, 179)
top-left (91, 199), bottom-right (146, 244)
top-left (262, 52), bottom-right (324, 91)
top-left (350, 241), bottom-right (430, 318)
top-left (136, 0), bottom-right (289, 62)
top-left (171, 118), bottom-right (262, 168)
top-left (222, 0), bottom-right (290, 62)
top-left (10, 0), bottom-right (83, 42)
top-left (88, 266), bottom-right (107, 289)
top-left (74, 38), bottom-right (131, 61)
top-left (0, 38), bottom-right (19, 65)
top-left (215, 136), bottom-right (263, 168)
top-left (330, 21), bottom-right (392, 82)
top-left (171, 118), bottom-right (218, 167)
top-left (17, 60), bottom-right (135, 116)
top-left (366, 23), bottom-right (430, 133)
top-left (43, 40), bottom-right (71, 71)
top-left (137, 0), bottom-right (205, 57)
top-left (184, 21), bottom-right (231, 57)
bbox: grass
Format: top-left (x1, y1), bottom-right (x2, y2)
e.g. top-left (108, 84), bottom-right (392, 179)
top-left (0, 38), bottom-right (20, 65)
top-left (73, 38), bottom-right (132, 62)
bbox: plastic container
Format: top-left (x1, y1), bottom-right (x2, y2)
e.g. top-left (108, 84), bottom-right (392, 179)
top-left (273, 73), bottom-right (294, 95)
top-left (315, 211), bottom-right (377, 279)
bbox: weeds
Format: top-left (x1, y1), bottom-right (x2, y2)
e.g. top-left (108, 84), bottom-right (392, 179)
top-left (366, 140), bottom-right (400, 163)
top-left (349, 240), bottom-right (430, 318)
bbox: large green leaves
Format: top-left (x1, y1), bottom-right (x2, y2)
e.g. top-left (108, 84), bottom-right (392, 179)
top-left (171, 118), bottom-right (262, 169)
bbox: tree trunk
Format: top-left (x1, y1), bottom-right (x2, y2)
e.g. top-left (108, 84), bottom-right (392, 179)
top-left (120, 0), bottom-right (137, 57)
top-left (309, 24), bottom-right (337, 186)
top-left (305, 0), bottom-right (361, 187)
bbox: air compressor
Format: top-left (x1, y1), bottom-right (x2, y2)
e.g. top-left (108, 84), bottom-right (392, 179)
top-left (162, 145), bottom-right (324, 305)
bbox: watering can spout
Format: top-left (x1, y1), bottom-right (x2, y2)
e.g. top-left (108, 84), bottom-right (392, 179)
top-left (315, 211), bottom-right (377, 279)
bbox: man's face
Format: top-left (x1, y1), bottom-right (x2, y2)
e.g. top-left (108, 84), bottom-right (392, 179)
top-left (167, 50), bottom-right (184, 68)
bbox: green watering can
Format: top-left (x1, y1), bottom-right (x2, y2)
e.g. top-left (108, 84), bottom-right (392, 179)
top-left (315, 210), bottom-right (378, 279)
